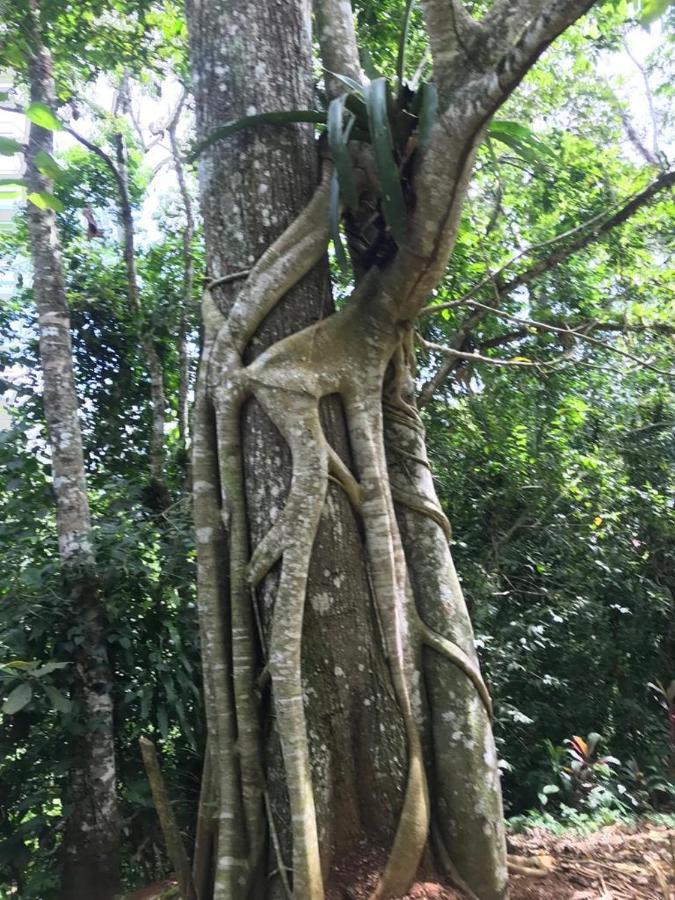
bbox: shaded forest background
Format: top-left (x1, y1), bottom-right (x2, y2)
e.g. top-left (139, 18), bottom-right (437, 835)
top-left (0, 0), bottom-right (673, 895)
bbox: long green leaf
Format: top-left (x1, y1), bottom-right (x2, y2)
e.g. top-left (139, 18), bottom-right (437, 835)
top-left (365, 78), bottom-right (407, 244)
top-left (329, 171), bottom-right (350, 274)
top-left (418, 82), bottom-right (438, 149)
top-left (326, 71), bottom-right (364, 97)
top-left (328, 96), bottom-right (359, 211)
top-left (489, 120), bottom-right (555, 160)
top-left (188, 109), bottom-right (327, 161)
top-left (396, 0), bottom-right (416, 90)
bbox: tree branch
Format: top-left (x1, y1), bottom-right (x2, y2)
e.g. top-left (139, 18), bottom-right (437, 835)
top-left (422, 165), bottom-right (672, 318)
top-left (418, 307), bottom-right (674, 403)
top-left (314, 0), bottom-right (363, 96)
top-left (419, 0), bottom-right (482, 91)
top-left (481, 1), bottom-right (547, 59)
top-left (445, 1), bottom-right (595, 132)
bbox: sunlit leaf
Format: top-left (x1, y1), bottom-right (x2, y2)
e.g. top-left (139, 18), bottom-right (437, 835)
top-left (27, 191), bottom-right (65, 212)
top-left (640, 0), bottom-right (674, 25)
top-left (25, 102), bottom-right (62, 131)
top-left (34, 150), bottom-right (64, 180)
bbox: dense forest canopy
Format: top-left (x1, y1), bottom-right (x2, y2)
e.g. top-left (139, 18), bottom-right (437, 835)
top-left (0, 0), bottom-right (673, 897)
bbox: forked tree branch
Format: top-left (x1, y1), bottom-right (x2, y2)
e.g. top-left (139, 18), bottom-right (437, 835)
top-left (417, 169), bottom-right (674, 400)
top-left (443, 1), bottom-right (596, 132)
top-left (420, 169), bottom-right (675, 319)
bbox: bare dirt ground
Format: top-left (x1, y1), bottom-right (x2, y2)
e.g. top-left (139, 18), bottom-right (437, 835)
top-left (126, 822), bottom-right (675, 899)
top-left (326, 823), bottom-right (675, 900)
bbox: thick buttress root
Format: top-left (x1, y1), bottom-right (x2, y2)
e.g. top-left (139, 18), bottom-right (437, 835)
top-left (192, 163), bottom-right (505, 899)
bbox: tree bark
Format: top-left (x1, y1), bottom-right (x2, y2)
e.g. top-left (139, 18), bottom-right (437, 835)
top-left (186, 0), bottom-right (593, 897)
top-left (168, 100), bottom-right (196, 456)
top-left (187, 5), bottom-right (406, 896)
top-left (24, 2), bottom-right (119, 896)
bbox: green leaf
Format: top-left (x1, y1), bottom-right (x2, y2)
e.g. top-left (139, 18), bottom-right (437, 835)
top-left (0, 137), bottom-right (22, 156)
top-left (364, 78), bottom-right (407, 244)
top-left (640, 0), bottom-right (674, 24)
top-left (326, 71), bottom-right (364, 97)
top-left (25, 102), bottom-right (62, 131)
top-left (328, 96), bottom-right (359, 211)
top-left (489, 120), bottom-right (555, 162)
top-left (3, 682), bottom-right (33, 714)
top-left (396, 0), bottom-right (416, 90)
top-left (188, 109), bottom-right (327, 161)
top-left (34, 150), bottom-right (64, 180)
top-left (26, 191), bottom-right (65, 212)
top-left (418, 82), bottom-right (438, 150)
top-left (42, 684), bottom-right (71, 713)
top-left (33, 661), bottom-right (70, 677)
top-left (329, 171), bottom-right (350, 275)
top-left (0, 177), bottom-right (26, 187)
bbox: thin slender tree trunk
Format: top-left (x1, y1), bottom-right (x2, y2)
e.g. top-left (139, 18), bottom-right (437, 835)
top-left (25, 3), bottom-right (119, 896)
top-left (169, 104), bottom-right (195, 457)
top-left (113, 79), bottom-right (168, 497)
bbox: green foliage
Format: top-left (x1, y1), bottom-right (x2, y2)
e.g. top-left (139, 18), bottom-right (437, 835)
top-left (1, 0), bottom-right (673, 893)
top-left (0, 109), bottom-right (203, 895)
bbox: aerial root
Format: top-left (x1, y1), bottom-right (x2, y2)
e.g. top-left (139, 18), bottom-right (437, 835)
top-left (247, 515), bottom-right (288, 587)
top-left (507, 854), bottom-right (551, 877)
top-left (214, 393), bottom-right (266, 876)
top-left (417, 619), bottom-right (493, 718)
top-left (342, 393), bottom-right (430, 900)
top-left (390, 485), bottom-right (452, 540)
top-left (255, 387), bottom-right (330, 900)
top-left (264, 790), bottom-right (293, 900)
top-left (327, 443), bottom-right (363, 510)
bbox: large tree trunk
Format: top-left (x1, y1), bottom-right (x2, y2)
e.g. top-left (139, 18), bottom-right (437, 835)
top-left (186, 0), bottom-right (593, 897)
top-left (187, 4), bottom-right (408, 895)
top-left (24, 3), bottom-right (120, 897)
